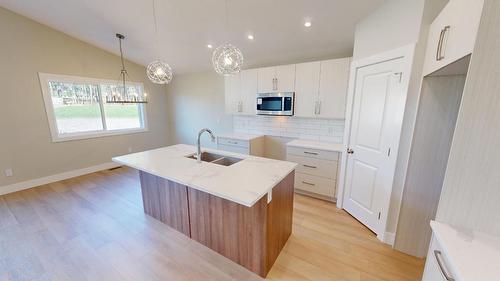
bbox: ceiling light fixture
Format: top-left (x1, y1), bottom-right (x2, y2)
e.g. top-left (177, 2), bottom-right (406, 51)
top-left (212, 0), bottom-right (244, 76)
top-left (304, 21), bottom-right (312, 27)
top-left (146, 0), bottom-right (173, 85)
top-left (247, 34), bottom-right (254, 40)
top-left (107, 34), bottom-right (147, 104)
top-left (207, 44), bottom-right (213, 49)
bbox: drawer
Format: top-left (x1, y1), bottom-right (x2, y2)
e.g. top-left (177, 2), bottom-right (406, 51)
top-left (287, 146), bottom-right (339, 161)
top-left (422, 235), bottom-right (458, 281)
top-left (217, 137), bottom-right (249, 148)
top-left (294, 173), bottom-right (336, 197)
top-left (217, 144), bottom-right (249, 155)
top-left (287, 154), bottom-right (338, 180)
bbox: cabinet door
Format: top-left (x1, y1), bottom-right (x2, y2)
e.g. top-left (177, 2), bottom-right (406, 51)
top-left (224, 73), bottom-right (241, 114)
top-left (257, 66), bottom-right (276, 93)
top-left (318, 58), bottom-right (350, 119)
top-left (276, 64), bottom-right (296, 92)
top-left (423, 0), bottom-right (484, 76)
top-left (294, 61), bottom-right (320, 117)
top-left (240, 69), bottom-right (258, 115)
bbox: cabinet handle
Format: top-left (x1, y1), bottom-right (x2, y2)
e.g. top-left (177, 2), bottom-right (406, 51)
top-left (314, 101), bottom-right (319, 115)
top-left (303, 151), bottom-right (318, 155)
top-left (439, 26), bottom-right (450, 61)
top-left (237, 101), bottom-right (242, 112)
top-left (274, 78), bottom-right (278, 91)
top-left (433, 250), bottom-right (455, 281)
top-left (436, 28), bottom-right (445, 61)
top-left (317, 101), bottom-right (321, 115)
top-left (303, 164), bottom-right (317, 169)
top-left (302, 181), bottom-right (316, 186)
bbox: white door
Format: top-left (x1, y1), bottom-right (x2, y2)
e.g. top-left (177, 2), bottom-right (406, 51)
top-left (224, 73), bottom-right (241, 114)
top-left (240, 69), bottom-right (258, 115)
top-left (343, 57), bottom-right (406, 235)
top-left (294, 61), bottom-right (320, 117)
top-left (318, 58), bottom-right (350, 119)
top-left (275, 64), bottom-right (296, 92)
top-left (257, 66), bottom-right (276, 93)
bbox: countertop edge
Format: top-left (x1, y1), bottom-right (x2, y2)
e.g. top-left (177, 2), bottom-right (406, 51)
top-left (112, 157), bottom-right (297, 208)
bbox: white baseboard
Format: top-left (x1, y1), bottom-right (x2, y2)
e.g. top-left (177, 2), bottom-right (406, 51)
top-left (384, 232), bottom-right (396, 246)
top-left (0, 162), bottom-right (121, 196)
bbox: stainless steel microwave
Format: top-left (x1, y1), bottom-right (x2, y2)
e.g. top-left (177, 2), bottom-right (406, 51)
top-left (256, 92), bottom-right (294, 116)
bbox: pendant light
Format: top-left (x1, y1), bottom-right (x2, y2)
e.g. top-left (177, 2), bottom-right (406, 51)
top-left (107, 33), bottom-right (147, 104)
top-left (146, 0), bottom-right (173, 84)
top-left (212, 0), bottom-right (244, 76)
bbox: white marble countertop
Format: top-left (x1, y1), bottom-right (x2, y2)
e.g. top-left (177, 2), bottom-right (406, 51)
top-left (430, 220), bottom-right (500, 281)
top-left (217, 132), bottom-right (264, 141)
top-left (112, 144), bottom-right (296, 207)
top-left (286, 139), bottom-right (344, 152)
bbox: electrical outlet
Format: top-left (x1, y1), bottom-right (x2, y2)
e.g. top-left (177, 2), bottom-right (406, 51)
top-left (4, 169), bottom-right (13, 177)
top-left (128, 147), bottom-right (133, 153)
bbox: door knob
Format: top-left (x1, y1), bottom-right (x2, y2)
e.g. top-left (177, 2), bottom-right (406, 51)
top-left (347, 148), bottom-right (354, 154)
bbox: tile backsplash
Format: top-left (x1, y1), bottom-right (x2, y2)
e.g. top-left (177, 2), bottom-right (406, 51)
top-left (233, 115), bottom-right (344, 143)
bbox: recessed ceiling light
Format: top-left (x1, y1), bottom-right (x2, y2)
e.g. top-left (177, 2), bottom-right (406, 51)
top-left (207, 44), bottom-right (213, 49)
top-left (304, 21), bottom-right (312, 27)
top-left (247, 34), bottom-right (254, 40)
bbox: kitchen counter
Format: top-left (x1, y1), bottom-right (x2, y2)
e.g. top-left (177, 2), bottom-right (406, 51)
top-left (430, 221), bottom-right (500, 281)
top-left (112, 144), bottom-right (296, 207)
top-left (286, 139), bottom-right (344, 152)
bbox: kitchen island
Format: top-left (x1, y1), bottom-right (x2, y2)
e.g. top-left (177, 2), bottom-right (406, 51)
top-left (113, 144), bottom-right (297, 277)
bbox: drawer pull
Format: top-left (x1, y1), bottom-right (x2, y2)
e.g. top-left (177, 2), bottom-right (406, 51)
top-left (434, 250), bottom-right (455, 281)
top-left (303, 151), bottom-right (318, 155)
top-left (303, 164), bottom-right (317, 169)
top-left (301, 181), bottom-right (316, 186)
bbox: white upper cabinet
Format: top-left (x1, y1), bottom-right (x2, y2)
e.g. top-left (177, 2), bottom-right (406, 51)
top-left (225, 58), bottom-right (350, 118)
top-left (225, 70), bottom-right (258, 115)
top-left (257, 64), bottom-right (296, 93)
top-left (224, 73), bottom-right (241, 114)
top-left (275, 64), bottom-right (296, 92)
top-left (317, 58), bottom-right (351, 119)
top-left (294, 61), bottom-right (321, 117)
top-left (240, 69), bottom-right (258, 115)
top-left (257, 66), bottom-right (276, 93)
top-left (423, 0), bottom-right (484, 76)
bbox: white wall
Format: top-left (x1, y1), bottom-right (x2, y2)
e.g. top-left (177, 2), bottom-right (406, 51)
top-left (0, 7), bottom-right (169, 189)
top-left (352, 0), bottom-right (426, 61)
top-left (165, 72), bottom-right (233, 148)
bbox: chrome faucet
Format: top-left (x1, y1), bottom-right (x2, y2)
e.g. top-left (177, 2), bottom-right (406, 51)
top-left (197, 128), bottom-right (216, 163)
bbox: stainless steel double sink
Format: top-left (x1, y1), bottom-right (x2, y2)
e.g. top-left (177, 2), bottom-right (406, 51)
top-left (185, 152), bottom-right (243, 167)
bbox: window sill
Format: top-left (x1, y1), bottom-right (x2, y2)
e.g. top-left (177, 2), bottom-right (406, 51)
top-left (51, 128), bottom-right (148, 143)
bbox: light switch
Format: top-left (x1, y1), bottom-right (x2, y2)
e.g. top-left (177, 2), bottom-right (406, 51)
top-left (4, 169), bottom-right (13, 177)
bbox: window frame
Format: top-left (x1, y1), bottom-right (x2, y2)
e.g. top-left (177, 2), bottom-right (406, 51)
top-left (38, 72), bottom-right (148, 142)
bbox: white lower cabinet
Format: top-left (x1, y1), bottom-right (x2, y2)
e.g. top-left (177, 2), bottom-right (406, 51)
top-left (422, 235), bottom-right (458, 281)
top-left (286, 142), bottom-right (340, 200)
top-left (217, 134), bottom-right (264, 156)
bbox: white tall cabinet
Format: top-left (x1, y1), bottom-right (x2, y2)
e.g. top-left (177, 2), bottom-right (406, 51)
top-left (294, 61), bottom-right (321, 117)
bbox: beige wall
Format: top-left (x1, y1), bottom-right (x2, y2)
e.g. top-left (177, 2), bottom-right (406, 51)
top-left (165, 71), bottom-right (233, 148)
top-left (0, 7), bottom-right (169, 188)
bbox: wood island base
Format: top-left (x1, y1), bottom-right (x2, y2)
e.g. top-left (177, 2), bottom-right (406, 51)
top-left (138, 170), bottom-right (295, 277)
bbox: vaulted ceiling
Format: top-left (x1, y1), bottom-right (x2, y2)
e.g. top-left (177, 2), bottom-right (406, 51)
top-left (0, 0), bottom-right (385, 73)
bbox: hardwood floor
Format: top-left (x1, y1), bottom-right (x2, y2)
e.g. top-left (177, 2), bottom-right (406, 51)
top-left (0, 167), bottom-right (424, 281)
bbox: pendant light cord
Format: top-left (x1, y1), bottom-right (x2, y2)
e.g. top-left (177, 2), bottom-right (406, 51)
top-left (152, 0), bottom-right (160, 57)
top-left (118, 36), bottom-right (127, 95)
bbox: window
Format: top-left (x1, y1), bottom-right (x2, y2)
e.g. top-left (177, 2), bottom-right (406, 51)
top-left (39, 73), bottom-right (147, 142)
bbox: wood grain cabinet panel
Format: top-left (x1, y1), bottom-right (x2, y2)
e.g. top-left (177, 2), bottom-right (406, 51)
top-left (139, 171), bottom-right (190, 236)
